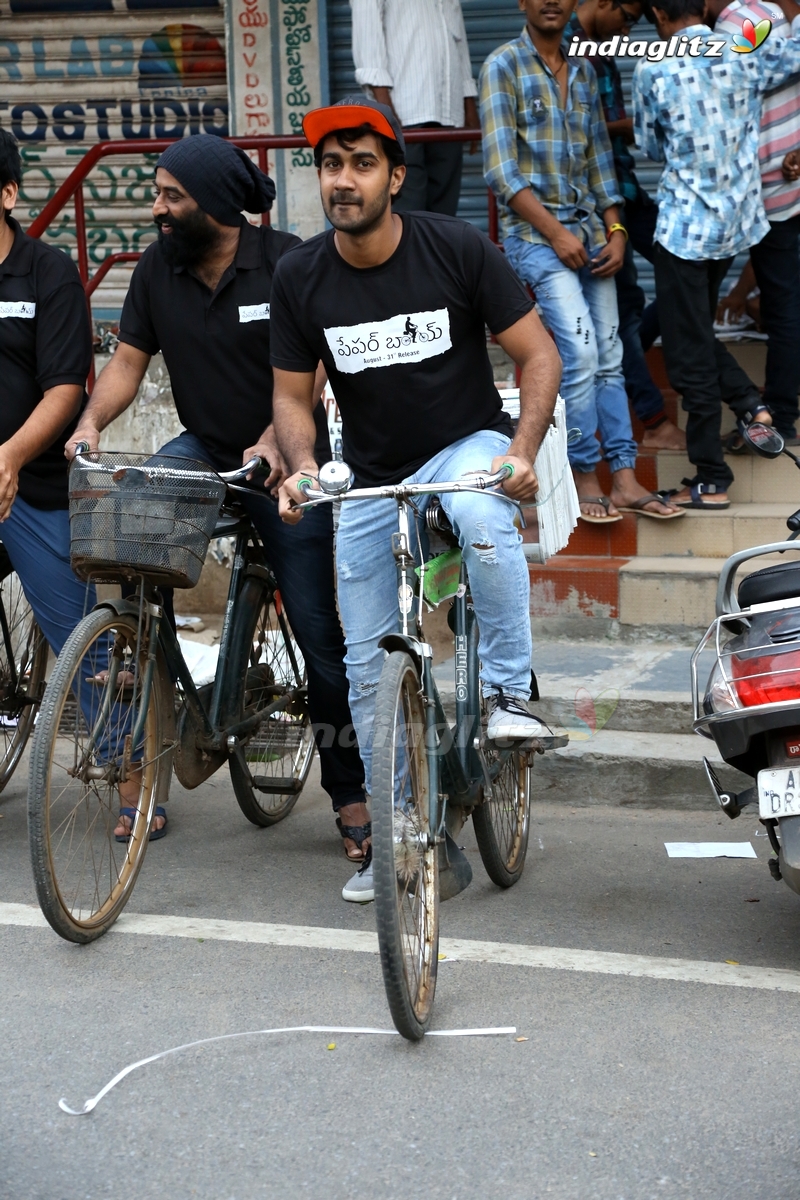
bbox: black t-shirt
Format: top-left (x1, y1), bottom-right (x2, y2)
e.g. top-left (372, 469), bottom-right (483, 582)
top-left (0, 217), bottom-right (91, 509)
top-left (119, 221), bottom-right (331, 472)
top-left (269, 212), bottom-right (533, 486)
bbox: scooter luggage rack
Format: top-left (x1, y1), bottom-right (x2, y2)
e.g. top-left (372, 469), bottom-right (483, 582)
top-left (690, 604), bottom-right (800, 734)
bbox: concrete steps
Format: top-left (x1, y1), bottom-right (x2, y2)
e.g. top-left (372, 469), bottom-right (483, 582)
top-left (525, 341), bottom-right (800, 628)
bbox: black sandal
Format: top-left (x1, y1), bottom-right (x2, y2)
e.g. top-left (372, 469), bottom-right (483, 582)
top-left (336, 817), bottom-right (372, 861)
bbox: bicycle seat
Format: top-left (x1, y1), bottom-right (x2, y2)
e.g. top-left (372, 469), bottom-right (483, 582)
top-left (738, 560), bottom-right (800, 608)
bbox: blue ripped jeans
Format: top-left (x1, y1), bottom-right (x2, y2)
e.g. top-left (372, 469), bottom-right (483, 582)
top-left (504, 237), bottom-right (638, 475)
top-left (335, 430), bottom-right (532, 794)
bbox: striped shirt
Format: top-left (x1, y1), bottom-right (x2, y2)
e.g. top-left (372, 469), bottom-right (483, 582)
top-left (632, 19), bottom-right (800, 259)
top-left (716, 0), bottom-right (800, 220)
top-left (350, 0), bottom-right (477, 128)
top-left (479, 25), bottom-right (621, 249)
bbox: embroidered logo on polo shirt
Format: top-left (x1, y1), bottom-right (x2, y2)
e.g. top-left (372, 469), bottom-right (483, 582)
top-left (324, 309), bottom-right (452, 374)
top-left (239, 303), bottom-right (270, 323)
top-left (0, 302), bottom-right (36, 319)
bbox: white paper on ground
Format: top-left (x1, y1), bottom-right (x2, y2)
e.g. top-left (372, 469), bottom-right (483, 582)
top-left (665, 842), bottom-right (757, 859)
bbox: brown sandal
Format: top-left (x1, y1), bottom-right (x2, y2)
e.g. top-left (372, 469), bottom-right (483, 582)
top-left (578, 496), bottom-right (623, 525)
top-left (616, 493), bottom-right (685, 520)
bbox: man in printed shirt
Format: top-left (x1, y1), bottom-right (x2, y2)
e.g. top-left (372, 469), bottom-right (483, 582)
top-left (565, 0), bottom-right (686, 451)
top-left (480, 0), bottom-right (683, 522)
top-left (350, 0), bottom-right (480, 214)
top-left (633, 0), bottom-right (800, 509)
top-left (712, 0), bottom-right (800, 445)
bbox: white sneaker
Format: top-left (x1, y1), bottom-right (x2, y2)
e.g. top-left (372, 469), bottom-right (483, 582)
top-left (342, 854), bottom-right (374, 903)
top-left (486, 690), bottom-right (546, 742)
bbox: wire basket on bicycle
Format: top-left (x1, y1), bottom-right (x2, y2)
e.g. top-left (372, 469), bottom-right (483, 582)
top-left (69, 453), bottom-right (227, 588)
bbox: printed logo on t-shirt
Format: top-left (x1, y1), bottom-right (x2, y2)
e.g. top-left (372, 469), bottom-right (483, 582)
top-left (0, 301), bottom-right (35, 319)
top-left (239, 303), bottom-right (270, 323)
top-left (324, 309), bottom-right (452, 374)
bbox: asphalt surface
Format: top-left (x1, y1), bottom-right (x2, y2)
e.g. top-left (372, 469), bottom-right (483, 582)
top-left (3, 754), bottom-right (800, 1200)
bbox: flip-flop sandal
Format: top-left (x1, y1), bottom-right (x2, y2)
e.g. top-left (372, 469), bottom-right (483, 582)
top-left (616, 493), bottom-right (686, 520)
top-left (115, 805), bottom-right (168, 843)
top-left (671, 482), bottom-right (730, 510)
top-left (577, 496), bottom-right (623, 525)
top-left (336, 816), bottom-right (372, 861)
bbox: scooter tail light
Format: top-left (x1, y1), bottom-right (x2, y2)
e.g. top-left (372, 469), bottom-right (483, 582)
top-left (730, 649), bottom-right (800, 707)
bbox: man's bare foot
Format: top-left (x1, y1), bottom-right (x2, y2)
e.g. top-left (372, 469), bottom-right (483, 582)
top-left (572, 469), bottom-right (621, 521)
top-left (337, 800), bottom-right (371, 860)
top-left (609, 467), bottom-right (683, 517)
top-left (642, 420), bottom-right (686, 451)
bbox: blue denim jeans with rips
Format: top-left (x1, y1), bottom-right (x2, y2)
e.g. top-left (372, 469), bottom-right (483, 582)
top-left (335, 430), bottom-right (532, 794)
top-left (504, 237), bottom-right (638, 475)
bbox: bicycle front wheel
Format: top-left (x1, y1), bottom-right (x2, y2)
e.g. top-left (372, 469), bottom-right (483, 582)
top-left (227, 579), bottom-right (314, 827)
top-left (28, 608), bottom-right (172, 943)
top-left (0, 567), bottom-right (48, 792)
top-left (373, 651), bottom-right (438, 1041)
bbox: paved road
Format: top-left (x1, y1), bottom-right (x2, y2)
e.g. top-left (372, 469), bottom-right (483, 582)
top-left (2, 757), bottom-right (800, 1200)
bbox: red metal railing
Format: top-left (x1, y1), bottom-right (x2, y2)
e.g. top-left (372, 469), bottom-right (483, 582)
top-left (27, 130), bottom-right (500, 297)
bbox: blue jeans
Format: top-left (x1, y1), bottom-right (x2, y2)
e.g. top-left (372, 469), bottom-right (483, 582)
top-left (158, 431), bottom-right (365, 811)
top-left (0, 495), bottom-right (94, 657)
top-left (504, 237), bottom-right (638, 475)
top-left (335, 430), bottom-right (532, 794)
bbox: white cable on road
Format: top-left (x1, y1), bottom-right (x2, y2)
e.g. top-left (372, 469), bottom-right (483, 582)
top-left (58, 1024), bottom-right (517, 1116)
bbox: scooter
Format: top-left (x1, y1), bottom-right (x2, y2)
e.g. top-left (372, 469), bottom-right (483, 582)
top-left (691, 423), bottom-right (800, 893)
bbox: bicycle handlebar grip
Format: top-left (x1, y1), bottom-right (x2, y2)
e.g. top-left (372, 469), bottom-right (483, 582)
top-left (73, 441), bottom-right (91, 457)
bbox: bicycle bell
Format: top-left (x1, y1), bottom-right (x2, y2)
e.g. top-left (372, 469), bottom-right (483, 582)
top-left (318, 461), bottom-right (354, 496)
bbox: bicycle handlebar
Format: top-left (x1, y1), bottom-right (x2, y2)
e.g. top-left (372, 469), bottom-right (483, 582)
top-left (70, 444), bottom-right (265, 489)
top-left (296, 462), bottom-right (514, 508)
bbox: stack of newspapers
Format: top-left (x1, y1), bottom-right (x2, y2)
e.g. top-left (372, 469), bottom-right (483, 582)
top-left (498, 390), bottom-right (579, 563)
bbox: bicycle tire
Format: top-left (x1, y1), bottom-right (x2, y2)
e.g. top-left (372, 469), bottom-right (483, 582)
top-left (472, 733), bottom-right (532, 888)
top-left (0, 567), bottom-right (48, 792)
top-left (373, 651), bottom-right (438, 1041)
top-left (227, 578), bottom-right (314, 827)
top-left (28, 607), bottom-right (173, 943)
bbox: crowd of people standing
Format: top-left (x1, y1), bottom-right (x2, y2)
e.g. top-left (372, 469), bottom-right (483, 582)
top-left (352, 0), bottom-right (800, 518)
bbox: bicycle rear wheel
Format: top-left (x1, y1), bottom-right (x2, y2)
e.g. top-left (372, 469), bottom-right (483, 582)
top-left (0, 566), bottom-right (48, 792)
top-left (373, 651), bottom-right (438, 1041)
top-left (28, 608), bottom-right (172, 943)
top-left (472, 721), bottom-right (532, 888)
top-left (227, 579), bottom-right (314, 827)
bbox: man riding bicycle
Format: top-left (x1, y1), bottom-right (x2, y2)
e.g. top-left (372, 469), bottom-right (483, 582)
top-left (270, 97), bottom-right (562, 902)
top-left (68, 137), bottom-right (366, 852)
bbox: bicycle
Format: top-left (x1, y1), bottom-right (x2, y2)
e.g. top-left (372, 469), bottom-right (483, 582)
top-left (27, 449), bottom-right (313, 943)
top-left (299, 461), bottom-right (567, 1040)
top-left (0, 545), bottom-right (48, 791)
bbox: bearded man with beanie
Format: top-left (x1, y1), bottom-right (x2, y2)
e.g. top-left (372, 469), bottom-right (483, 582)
top-left (69, 136), bottom-right (367, 854)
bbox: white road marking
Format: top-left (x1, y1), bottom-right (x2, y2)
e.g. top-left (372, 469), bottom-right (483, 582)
top-left (3, 901), bottom-right (800, 994)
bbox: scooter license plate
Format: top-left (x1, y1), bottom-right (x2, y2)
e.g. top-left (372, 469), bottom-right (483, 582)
top-left (758, 768), bottom-right (800, 818)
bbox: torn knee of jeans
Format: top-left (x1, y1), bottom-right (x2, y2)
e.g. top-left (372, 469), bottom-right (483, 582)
top-left (469, 520), bottom-right (498, 565)
top-left (355, 679), bottom-right (379, 697)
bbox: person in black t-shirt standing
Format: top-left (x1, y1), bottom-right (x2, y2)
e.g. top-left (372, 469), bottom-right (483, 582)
top-left (68, 137), bottom-right (365, 853)
top-left (271, 97), bottom-right (562, 903)
top-left (0, 130), bottom-right (94, 676)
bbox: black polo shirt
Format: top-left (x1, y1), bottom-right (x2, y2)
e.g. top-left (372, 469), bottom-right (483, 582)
top-left (118, 221), bottom-right (331, 471)
top-left (0, 217), bottom-right (91, 509)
